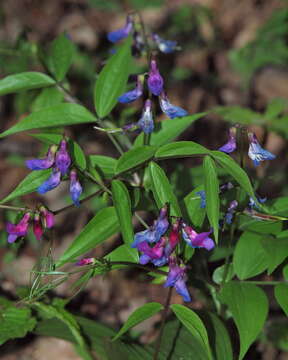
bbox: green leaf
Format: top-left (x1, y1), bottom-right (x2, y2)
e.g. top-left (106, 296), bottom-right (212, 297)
top-left (115, 146), bottom-right (157, 175)
top-left (104, 244), bottom-right (139, 266)
top-left (0, 103), bottom-right (97, 138)
top-left (88, 155), bottom-right (116, 178)
top-left (56, 207), bottom-right (120, 267)
top-left (48, 34), bottom-right (76, 81)
top-left (203, 156), bottom-right (219, 243)
top-left (94, 36), bottom-right (132, 117)
top-left (0, 306), bottom-right (36, 345)
top-left (31, 133), bottom-right (87, 171)
top-left (0, 72), bottom-right (55, 96)
top-left (233, 231), bottom-right (268, 280)
top-left (200, 312), bottom-right (233, 360)
top-left (261, 233), bottom-right (288, 274)
top-left (149, 161), bottom-right (181, 217)
top-left (265, 98), bottom-right (286, 120)
top-left (219, 282), bottom-right (268, 360)
top-left (214, 106), bottom-right (261, 125)
top-left (275, 284), bottom-right (288, 316)
top-left (112, 180), bottom-right (134, 246)
top-left (212, 151), bottom-right (255, 198)
top-left (134, 113), bottom-right (207, 147)
top-left (0, 169), bottom-right (50, 204)
top-left (31, 87), bottom-right (64, 111)
top-left (184, 185), bottom-right (206, 228)
top-left (112, 302), bottom-right (163, 341)
top-left (155, 141), bottom-right (210, 159)
top-left (170, 304), bottom-right (212, 360)
top-left (212, 264), bottom-right (234, 285)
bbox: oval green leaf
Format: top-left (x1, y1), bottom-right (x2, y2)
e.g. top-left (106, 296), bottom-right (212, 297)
top-left (170, 304), bottom-right (212, 360)
top-left (149, 161), bottom-right (181, 217)
top-left (261, 233), bottom-right (288, 275)
top-left (184, 185), bottom-right (206, 228)
top-left (112, 302), bottom-right (163, 341)
top-left (115, 146), bottom-right (157, 175)
top-left (56, 207), bottom-right (120, 267)
top-left (219, 282), bottom-right (268, 360)
top-left (88, 155), bottom-right (116, 179)
top-left (0, 103), bottom-right (97, 138)
top-left (155, 141), bottom-right (210, 159)
top-left (94, 36), bottom-right (132, 118)
top-left (203, 156), bottom-right (219, 243)
top-left (0, 169), bottom-right (51, 204)
top-left (0, 72), bottom-right (55, 96)
top-left (274, 283), bottom-right (288, 316)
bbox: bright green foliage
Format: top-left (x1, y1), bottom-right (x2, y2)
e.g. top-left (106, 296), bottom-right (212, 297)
top-left (275, 284), bottom-right (288, 316)
top-left (184, 184), bottom-right (206, 228)
top-left (88, 155), bottom-right (117, 178)
top-left (220, 282), bottom-right (268, 360)
top-left (31, 87), bottom-right (64, 111)
top-left (155, 141), bottom-right (210, 159)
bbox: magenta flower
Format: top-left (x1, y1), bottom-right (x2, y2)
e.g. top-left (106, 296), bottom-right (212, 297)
top-left (138, 237), bottom-right (166, 265)
top-left (55, 140), bottom-right (71, 176)
top-left (33, 213), bottom-right (43, 241)
top-left (164, 257), bottom-right (191, 302)
top-left (118, 78), bottom-right (143, 103)
top-left (26, 144), bottom-right (57, 170)
top-left (70, 170), bottom-right (82, 206)
top-left (248, 132), bottom-right (276, 166)
top-left (159, 93), bottom-right (188, 119)
top-left (147, 60), bottom-right (164, 96)
top-left (137, 99), bottom-right (154, 134)
top-left (107, 15), bottom-right (133, 43)
top-left (38, 168), bottom-right (61, 194)
top-left (39, 206), bottom-right (54, 229)
top-left (218, 127), bottom-right (237, 154)
top-left (76, 258), bottom-right (96, 266)
top-left (6, 212), bottom-right (31, 243)
top-left (182, 224), bottom-right (215, 250)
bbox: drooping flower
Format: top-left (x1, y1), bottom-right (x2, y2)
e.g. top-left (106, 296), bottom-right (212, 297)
top-left (39, 206), bottom-right (54, 229)
top-left (224, 200), bottom-right (238, 224)
top-left (55, 140), bottom-right (71, 176)
top-left (164, 220), bottom-right (181, 258)
top-left (70, 170), bottom-right (82, 207)
top-left (26, 144), bottom-right (57, 170)
top-left (196, 190), bottom-right (206, 209)
top-left (118, 78), bottom-right (143, 103)
top-left (159, 93), bottom-right (188, 119)
top-left (6, 212), bottom-right (31, 243)
top-left (33, 212), bottom-right (43, 241)
top-left (248, 132), bottom-right (276, 166)
top-left (164, 257), bottom-right (191, 302)
top-left (147, 60), bottom-right (164, 96)
top-left (138, 237), bottom-right (166, 265)
top-left (131, 205), bottom-right (169, 248)
top-left (152, 34), bottom-right (179, 54)
top-left (76, 258), bottom-right (96, 266)
top-left (218, 127), bottom-right (237, 154)
top-left (38, 168), bottom-right (61, 194)
top-left (137, 99), bottom-right (154, 134)
top-left (182, 224), bottom-right (215, 250)
top-left (107, 15), bottom-right (133, 43)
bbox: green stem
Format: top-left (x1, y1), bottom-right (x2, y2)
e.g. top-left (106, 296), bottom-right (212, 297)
top-left (0, 204), bottom-right (29, 212)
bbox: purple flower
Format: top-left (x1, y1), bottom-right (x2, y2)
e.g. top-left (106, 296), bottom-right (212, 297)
top-left (76, 258), bottom-right (95, 266)
top-left (55, 140), bottom-right (71, 176)
top-left (164, 220), bottom-right (180, 258)
top-left (39, 206), bottom-right (54, 229)
top-left (196, 190), bottom-right (206, 208)
top-left (248, 132), bottom-right (276, 166)
top-left (218, 127), bottom-right (237, 154)
top-left (70, 170), bottom-right (82, 206)
top-left (225, 200), bottom-right (238, 224)
top-left (152, 34), bottom-right (179, 54)
top-left (182, 224), bottom-right (215, 250)
top-left (164, 258), bottom-right (191, 302)
top-left (147, 60), bottom-right (164, 96)
top-left (159, 93), bottom-right (188, 119)
top-left (131, 205), bottom-right (169, 248)
top-left (118, 78), bottom-right (143, 103)
top-left (38, 168), bottom-right (61, 194)
top-left (33, 213), bottom-right (43, 241)
top-left (248, 196), bottom-right (266, 209)
top-left (26, 144), bottom-right (57, 170)
top-left (137, 99), bottom-right (154, 134)
top-left (219, 182), bottom-right (234, 193)
top-left (107, 15), bottom-right (133, 43)
top-left (6, 212), bottom-right (30, 243)
top-left (138, 237), bottom-right (166, 265)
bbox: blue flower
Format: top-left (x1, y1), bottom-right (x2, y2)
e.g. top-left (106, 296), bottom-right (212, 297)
top-left (55, 140), bottom-right (71, 176)
top-left (248, 132), bottom-right (276, 166)
top-left (118, 78), bottom-right (143, 103)
top-left (196, 190), bottom-right (206, 208)
top-left (248, 196), bottom-right (266, 209)
top-left (38, 168), bottom-right (61, 194)
top-left (147, 60), bottom-right (164, 96)
top-left (70, 170), bottom-right (82, 206)
top-left (182, 224), bottom-right (215, 251)
top-left (107, 15), bottom-right (133, 43)
top-left (224, 200), bottom-right (238, 224)
top-left (26, 144), bottom-right (57, 170)
top-left (137, 99), bottom-right (154, 134)
top-left (152, 34), bottom-right (179, 54)
top-left (218, 127), bottom-right (237, 154)
top-left (159, 93), bottom-right (188, 119)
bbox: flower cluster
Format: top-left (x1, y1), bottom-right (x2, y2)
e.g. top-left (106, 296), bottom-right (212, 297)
top-left (26, 139), bottom-right (82, 206)
top-left (218, 127), bottom-right (276, 166)
top-left (131, 205), bottom-right (215, 302)
top-left (6, 206), bottom-right (54, 243)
